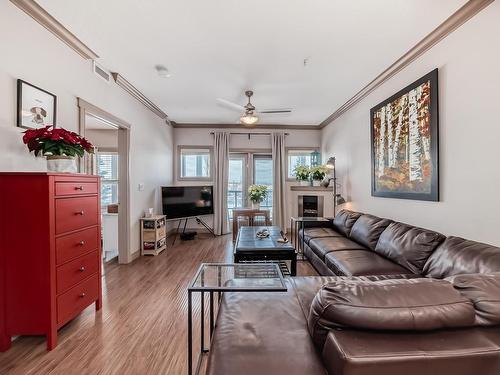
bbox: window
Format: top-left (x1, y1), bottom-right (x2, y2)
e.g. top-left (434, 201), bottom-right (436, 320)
top-left (178, 147), bottom-right (212, 180)
top-left (287, 149), bottom-right (318, 179)
top-left (97, 152), bottom-right (119, 210)
top-left (253, 155), bottom-right (273, 212)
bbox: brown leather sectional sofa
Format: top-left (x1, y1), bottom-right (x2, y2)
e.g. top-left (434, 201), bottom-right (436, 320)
top-left (206, 210), bottom-right (500, 375)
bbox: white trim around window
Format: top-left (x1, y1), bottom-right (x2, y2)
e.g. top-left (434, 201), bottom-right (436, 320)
top-left (176, 145), bottom-right (214, 181)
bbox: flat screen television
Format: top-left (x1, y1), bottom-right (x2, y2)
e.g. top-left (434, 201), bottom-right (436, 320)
top-left (161, 186), bottom-right (214, 220)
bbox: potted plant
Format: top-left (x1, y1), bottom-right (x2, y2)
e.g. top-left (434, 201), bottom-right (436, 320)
top-left (248, 184), bottom-right (268, 209)
top-left (22, 125), bottom-right (94, 173)
top-left (293, 165), bottom-right (311, 186)
top-left (310, 165), bottom-right (329, 186)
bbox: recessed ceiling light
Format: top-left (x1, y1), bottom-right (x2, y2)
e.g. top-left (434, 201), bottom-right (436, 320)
top-left (155, 65), bottom-right (171, 78)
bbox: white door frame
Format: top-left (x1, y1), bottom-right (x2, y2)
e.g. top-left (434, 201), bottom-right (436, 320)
top-left (78, 98), bottom-right (132, 264)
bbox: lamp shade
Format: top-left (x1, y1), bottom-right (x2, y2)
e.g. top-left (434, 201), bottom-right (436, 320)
top-left (326, 157), bottom-right (336, 169)
top-left (240, 113), bottom-right (259, 125)
top-left (336, 194), bottom-right (346, 205)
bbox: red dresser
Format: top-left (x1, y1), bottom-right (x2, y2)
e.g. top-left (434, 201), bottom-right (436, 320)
top-left (0, 173), bottom-right (102, 351)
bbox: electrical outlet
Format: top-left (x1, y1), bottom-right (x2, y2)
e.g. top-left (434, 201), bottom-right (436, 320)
top-left (138, 183), bottom-right (145, 191)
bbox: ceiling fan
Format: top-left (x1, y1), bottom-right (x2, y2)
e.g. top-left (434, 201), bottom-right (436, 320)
top-left (217, 90), bottom-right (292, 126)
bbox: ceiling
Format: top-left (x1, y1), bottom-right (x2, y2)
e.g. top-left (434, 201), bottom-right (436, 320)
top-left (37, 0), bottom-right (466, 126)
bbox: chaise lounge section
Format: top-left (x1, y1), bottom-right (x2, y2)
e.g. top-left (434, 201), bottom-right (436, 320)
top-left (206, 210), bottom-right (500, 375)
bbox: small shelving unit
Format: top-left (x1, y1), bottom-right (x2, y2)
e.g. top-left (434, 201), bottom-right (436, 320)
top-left (140, 215), bottom-right (167, 256)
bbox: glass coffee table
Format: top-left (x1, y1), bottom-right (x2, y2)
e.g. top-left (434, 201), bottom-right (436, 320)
top-left (187, 263), bottom-right (287, 375)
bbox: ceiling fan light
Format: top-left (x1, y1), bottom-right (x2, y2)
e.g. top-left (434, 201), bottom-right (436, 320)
top-left (240, 113), bottom-right (259, 125)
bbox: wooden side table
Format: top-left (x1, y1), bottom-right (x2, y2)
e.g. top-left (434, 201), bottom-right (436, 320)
top-left (232, 208), bottom-right (271, 241)
top-left (140, 215), bottom-right (167, 256)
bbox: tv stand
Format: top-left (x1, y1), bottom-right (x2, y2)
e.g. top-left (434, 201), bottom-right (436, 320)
top-left (171, 216), bottom-right (215, 245)
top-left (195, 216), bottom-right (215, 237)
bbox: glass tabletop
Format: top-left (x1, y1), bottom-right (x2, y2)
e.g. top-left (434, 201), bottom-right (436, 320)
top-left (291, 217), bottom-right (331, 222)
top-left (189, 263), bottom-right (287, 292)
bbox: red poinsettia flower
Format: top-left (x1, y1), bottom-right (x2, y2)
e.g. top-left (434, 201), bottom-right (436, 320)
top-left (22, 125), bottom-right (94, 158)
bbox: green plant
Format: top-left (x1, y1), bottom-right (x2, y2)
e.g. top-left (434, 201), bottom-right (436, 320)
top-left (248, 184), bottom-right (268, 203)
top-left (293, 165), bottom-right (310, 181)
top-left (310, 165), bottom-right (329, 181)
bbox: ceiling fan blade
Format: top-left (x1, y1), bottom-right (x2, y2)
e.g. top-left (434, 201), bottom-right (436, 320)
top-left (216, 98), bottom-right (245, 112)
top-left (257, 108), bottom-right (293, 114)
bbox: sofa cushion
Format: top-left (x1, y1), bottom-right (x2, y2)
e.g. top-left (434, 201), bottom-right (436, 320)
top-left (423, 236), bottom-right (500, 278)
top-left (292, 275), bottom-right (422, 319)
top-left (309, 237), bottom-right (365, 260)
top-left (325, 250), bottom-right (413, 277)
top-left (322, 327), bottom-right (500, 375)
top-left (374, 222), bottom-right (445, 274)
top-left (205, 280), bottom-right (326, 375)
top-left (304, 245), bottom-right (336, 277)
top-left (300, 227), bottom-right (342, 245)
top-left (349, 214), bottom-right (392, 250)
top-left (332, 209), bottom-right (363, 237)
top-left (447, 273), bottom-right (500, 326)
top-left (308, 278), bottom-right (475, 349)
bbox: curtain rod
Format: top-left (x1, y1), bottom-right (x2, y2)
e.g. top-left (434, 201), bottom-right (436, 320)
top-left (209, 132), bottom-right (289, 136)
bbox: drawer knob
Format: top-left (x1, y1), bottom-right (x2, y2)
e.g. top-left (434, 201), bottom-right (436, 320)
top-left (77, 210), bottom-right (85, 215)
top-left (76, 186), bottom-right (84, 191)
top-left (79, 266), bottom-right (86, 272)
top-left (79, 293), bottom-right (86, 298)
top-left (79, 240), bottom-right (85, 246)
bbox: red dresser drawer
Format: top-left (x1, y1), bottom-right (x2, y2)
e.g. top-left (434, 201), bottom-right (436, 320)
top-left (56, 227), bottom-right (99, 265)
top-left (55, 181), bottom-right (98, 197)
top-left (57, 274), bottom-right (99, 325)
top-left (56, 251), bottom-right (99, 294)
top-left (55, 196), bottom-right (98, 234)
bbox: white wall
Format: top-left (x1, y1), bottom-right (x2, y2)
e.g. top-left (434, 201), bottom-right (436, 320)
top-left (0, 2), bottom-right (174, 258)
top-left (321, 2), bottom-right (500, 246)
top-left (85, 129), bottom-right (118, 150)
top-left (173, 127), bottom-right (324, 230)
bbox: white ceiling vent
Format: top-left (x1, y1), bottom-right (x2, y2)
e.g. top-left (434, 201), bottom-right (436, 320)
top-left (93, 61), bottom-right (111, 83)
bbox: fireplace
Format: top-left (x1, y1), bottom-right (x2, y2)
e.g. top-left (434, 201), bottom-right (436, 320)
top-left (298, 195), bottom-right (324, 217)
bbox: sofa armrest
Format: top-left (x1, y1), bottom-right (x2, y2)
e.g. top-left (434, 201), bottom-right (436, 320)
top-left (307, 278), bottom-right (475, 349)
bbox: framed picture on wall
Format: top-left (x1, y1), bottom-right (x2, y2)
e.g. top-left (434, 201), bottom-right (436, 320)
top-left (17, 79), bottom-right (57, 129)
top-left (370, 69), bottom-right (439, 201)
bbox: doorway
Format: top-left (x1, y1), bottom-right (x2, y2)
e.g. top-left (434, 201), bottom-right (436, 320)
top-left (78, 98), bottom-right (131, 264)
top-left (228, 151), bottom-right (273, 219)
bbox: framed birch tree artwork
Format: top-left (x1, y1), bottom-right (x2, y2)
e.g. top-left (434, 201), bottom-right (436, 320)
top-left (370, 69), bottom-right (439, 201)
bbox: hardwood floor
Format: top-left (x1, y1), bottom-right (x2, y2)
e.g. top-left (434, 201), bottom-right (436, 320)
top-left (0, 233), bottom-right (317, 375)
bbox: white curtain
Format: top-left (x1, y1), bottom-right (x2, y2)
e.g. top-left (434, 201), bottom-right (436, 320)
top-left (272, 132), bottom-right (286, 231)
top-left (213, 132), bottom-right (230, 235)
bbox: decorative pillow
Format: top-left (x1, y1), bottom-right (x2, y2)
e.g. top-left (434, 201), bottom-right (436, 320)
top-left (374, 222), bottom-right (445, 274)
top-left (307, 278), bottom-right (475, 349)
top-left (447, 273), bottom-right (500, 326)
top-left (332, 210), bottom-right (362, 237)
top-left (349, 214), bottom-right (392, 250)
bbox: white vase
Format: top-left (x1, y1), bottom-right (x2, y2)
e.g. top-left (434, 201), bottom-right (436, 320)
top-left (46, 156), bottom-right (77, 173)
top-left (299, 180), bottom-right (310, 186)
top-left (312, 180), bottom-right (321, 187)
top-left (251, 201), bottom-right (260, 209)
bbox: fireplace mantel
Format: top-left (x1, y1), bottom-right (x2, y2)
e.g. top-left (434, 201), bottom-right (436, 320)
top-left (290, 186), bottom-right (331, 191)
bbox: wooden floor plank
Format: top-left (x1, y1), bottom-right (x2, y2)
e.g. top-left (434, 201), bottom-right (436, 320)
top-left (0, 233), bottom-right (317, 375)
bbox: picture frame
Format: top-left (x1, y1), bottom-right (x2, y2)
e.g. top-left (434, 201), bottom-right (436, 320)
top-left (17, 79), bottom-right (57, 129)
top-left (370, 69), bottom-right (439, 201)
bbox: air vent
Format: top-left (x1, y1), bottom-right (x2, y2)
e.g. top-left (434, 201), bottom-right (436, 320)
top-left (93, 61), bottom-right (111, 83)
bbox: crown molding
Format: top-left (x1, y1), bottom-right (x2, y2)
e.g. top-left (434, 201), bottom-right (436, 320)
top-left (111, 73), bottom-right (170, 121)
top-left (172, 123), bottom-right (319, 130)
top-left (10, 0), bottom-right (99, 60)
top-left (319, 0), bottom-right (494, 129)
